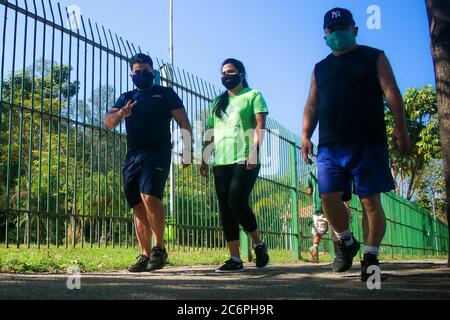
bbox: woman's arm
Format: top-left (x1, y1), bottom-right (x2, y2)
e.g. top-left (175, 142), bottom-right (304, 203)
top-left (248, 112), bottom-right (268, 170)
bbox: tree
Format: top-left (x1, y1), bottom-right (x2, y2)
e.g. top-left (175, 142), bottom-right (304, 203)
top-left (426, 0), bottom-right (450, 266)
top-left (386, 86), bottom-right (440, 200)
top-left (416, 160), bottom-right (447, 223)
top-left (0, 61), bottom-right (127, 246)
top-left (0, 62), bottom-right (79, 209)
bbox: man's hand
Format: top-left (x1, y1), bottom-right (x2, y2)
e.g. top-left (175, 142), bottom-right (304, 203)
top-left (392, 126), bottom-right (411, 155)
top-left (200, 163), bottom-right (209, 178)
top-left (171, 108), bottom-right (194, 170)
top-left (104, 101), bottom-right (136, 129)
top-left (119, 100), bottom-right (137, 118)
top-left (302, 137), bottom-right (315, 165)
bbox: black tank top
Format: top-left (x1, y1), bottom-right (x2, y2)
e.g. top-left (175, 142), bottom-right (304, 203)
top-left (315, 45), bottom-right (387, 146)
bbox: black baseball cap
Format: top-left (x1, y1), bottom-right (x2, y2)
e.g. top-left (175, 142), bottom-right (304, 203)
top-left (323, 8), bottom-right (356, 30)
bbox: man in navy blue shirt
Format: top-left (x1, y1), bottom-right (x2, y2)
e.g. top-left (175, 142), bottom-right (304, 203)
top-left (105, 53), bottom-right (192, 273)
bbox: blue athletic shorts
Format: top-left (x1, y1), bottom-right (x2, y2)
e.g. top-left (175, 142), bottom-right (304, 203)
top-left (317, 144), bottom-right (395, 201)
top-left (123, 146), bottom-right (171, 208)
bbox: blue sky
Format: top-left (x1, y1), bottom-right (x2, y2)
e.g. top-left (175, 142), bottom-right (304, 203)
top-left (54, 0), bottom-right (435, 141)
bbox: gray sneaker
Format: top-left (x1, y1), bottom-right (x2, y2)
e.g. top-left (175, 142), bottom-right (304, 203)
top-left (333, 236), bottom-right (361, 273)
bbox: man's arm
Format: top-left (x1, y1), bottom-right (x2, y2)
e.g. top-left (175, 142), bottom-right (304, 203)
top-left (377, 53), bottom-right (411, 155)
top-left (302, 71), bottom-right (320, 165)
top-left (104, 108), bottom-right (122, 129)
top-left (200, 114), bottom-right (215, 177)
top-left (104, 100), bottom-right (136, 129)
top-left (171, 108), bottom-right (193, 166)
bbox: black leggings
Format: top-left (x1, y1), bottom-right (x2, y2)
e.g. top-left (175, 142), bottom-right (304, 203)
top-left (213, 164), bottom-right (261, 242)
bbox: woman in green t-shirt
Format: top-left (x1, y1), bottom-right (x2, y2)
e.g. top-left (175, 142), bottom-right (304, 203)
top-left (200, 58), bottom-right (270, 273)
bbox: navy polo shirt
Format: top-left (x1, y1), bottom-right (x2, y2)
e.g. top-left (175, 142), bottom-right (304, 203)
top-left (114, 85), bottom-right (185, 154)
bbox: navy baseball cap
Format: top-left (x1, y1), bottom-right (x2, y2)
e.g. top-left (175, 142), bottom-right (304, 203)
top-left (323, 8), bottom-right (355, 30)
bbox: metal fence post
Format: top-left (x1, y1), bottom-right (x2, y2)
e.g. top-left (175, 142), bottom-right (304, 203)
top-left (240, 229), bottom-right (251, 262)
top-left (290, 142), bottom-right (300, 260)
top-left (152, 70), bottom-right (161, 251)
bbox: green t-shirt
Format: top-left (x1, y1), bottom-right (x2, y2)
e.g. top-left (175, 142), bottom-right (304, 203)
top-left (207, 88), bottom-right (269, 166)
top-left (307, 172), bottom-right (323, 215)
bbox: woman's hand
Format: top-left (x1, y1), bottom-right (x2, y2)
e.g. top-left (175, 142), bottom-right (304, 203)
top-left (247, 147), bottom-right (259, 170)
top-left (200, 162), bottom-right (209, 178)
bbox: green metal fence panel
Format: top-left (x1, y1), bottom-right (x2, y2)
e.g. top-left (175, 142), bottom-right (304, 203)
top-left (0, 0), bottom-right (448, 259)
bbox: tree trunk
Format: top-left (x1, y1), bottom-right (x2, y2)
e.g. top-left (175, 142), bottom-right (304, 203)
top-left (426, 0), bottom-right (450, 266)
top-left (407, 168), bottom-right (417, 200)
top-left (400, 172), bottom-right (404, 197)
top-left (391, 167), bottom-right (400, 194)
top-left (407, 159), bottom-right (423, 200)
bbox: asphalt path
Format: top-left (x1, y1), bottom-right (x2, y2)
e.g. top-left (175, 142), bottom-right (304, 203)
top-left (1, 260), bottom-right (449, 300)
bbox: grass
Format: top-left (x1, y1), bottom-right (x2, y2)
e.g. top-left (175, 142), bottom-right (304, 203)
top-left (0, 245), bottom-right (447, 274)
top-left (0, 245), bottom-right (306, 273)
top-left (378, 253), bottom-right (448, 261)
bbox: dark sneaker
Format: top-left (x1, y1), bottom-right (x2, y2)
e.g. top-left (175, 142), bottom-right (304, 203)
top-left (361, 253), bottom-right (380, 282)
top-left (332, 236), bottom-right (361, 273)
top-left (127, 254), bottom-right (150, 273)
top-left (254, 242), bottom-right (270, 268)
top-left (309, 246), bottom-right (319, 263)
top-left (146, 246), bottom-right (168, 272)
top-left (215, 259), bottom-right (244, 273)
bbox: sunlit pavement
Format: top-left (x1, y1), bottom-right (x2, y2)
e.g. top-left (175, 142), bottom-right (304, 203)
top-left (1, 261), bottom-right (449, 300)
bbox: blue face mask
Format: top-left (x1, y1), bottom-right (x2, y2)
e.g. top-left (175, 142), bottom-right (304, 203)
top-left (325, 29), bottom-right (356, 52)
top-left (132, 72), bottom-right (154, 90)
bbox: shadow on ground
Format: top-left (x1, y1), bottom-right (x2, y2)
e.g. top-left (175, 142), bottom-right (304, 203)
top-left (1, 261), bottom-right (449, 300)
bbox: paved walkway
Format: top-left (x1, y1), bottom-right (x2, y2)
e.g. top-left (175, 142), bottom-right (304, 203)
top-left (1, 261), bottom-right (449, 300)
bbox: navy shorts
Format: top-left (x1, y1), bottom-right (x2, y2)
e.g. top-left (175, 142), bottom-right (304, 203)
top-left (123, 147), bottom-right (171, 208)
top-left (317, 144), bottom-right (395, 201)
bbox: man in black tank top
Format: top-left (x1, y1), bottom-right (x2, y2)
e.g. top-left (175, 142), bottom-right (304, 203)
top-left (301, 8), bottom-right (411, 282)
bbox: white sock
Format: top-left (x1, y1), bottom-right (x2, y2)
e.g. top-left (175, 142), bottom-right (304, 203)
top-left (335, 229), bottom-right (352, 240)
top-left (364, 246), bottom-right (380, 256)
top-left (231, 256), bottom-right (242, 263)
top-left (253, 241), bottom-right (264, 249)
top-left (335, 229), bottom-right (354, 246)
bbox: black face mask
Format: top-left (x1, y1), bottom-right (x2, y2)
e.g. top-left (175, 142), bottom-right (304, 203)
top-left (222, 74), bottom-right (242, 90)
top-left (132, 72), bottom-right (154, 90)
